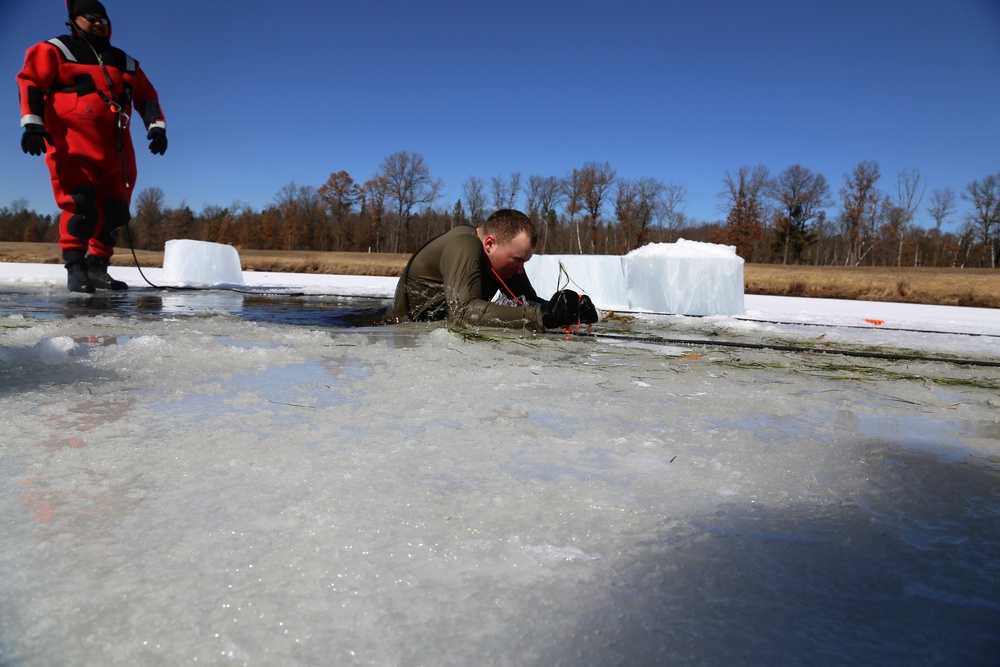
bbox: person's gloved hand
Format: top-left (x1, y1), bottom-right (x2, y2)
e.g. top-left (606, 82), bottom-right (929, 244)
top-left (21, 124), bottom-right (54, 156)
top-left (578, 294), bottom-right (599, 324)
top-left (540, 290), bottom-right (580, 329)
top-left (147, 127), bottom-right (167, 155)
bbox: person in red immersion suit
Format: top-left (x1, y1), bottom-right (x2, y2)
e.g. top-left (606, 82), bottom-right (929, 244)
top-left (16, 0), bottom-right (167, 293)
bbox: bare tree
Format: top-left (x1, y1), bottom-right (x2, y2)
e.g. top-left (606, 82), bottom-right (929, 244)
top-left (927, 187), bottom-right (956, 266)
top-left (887, 167), bottom-right (925, 266)
top-left (657, 183), bottom-right (688, 243)
top-left (956, 219), bottom-right (978, 267)
top-left (578, 161), bottom-right (616, 253)
top-left (272, 183), bottom-right (300, 247)
top-left (616, 177), bottom-right (664, 252)
top-left (299, 185), bottom-right (325, 250)
top-left (839, 160), bottom-right (882, 266)
top-left (962, 173), bottom-right (1000, 268)
top-left (221, 200), bottom-right (257, 249)
top-left (719, 164), bottom-right (770, 260)
top-left (524, 175), bottom-right (564, 253)
top-left (462, 176), bottom-right (488, 226)
top-left (379, 151), bottom-right (443, 253)
top-left (132, 187), bottom-right (166, 250)
top-left (360, 174), bottom-right (389, 252)
top-left (490, 172), bottom-right (521, 211)
top-left (162, 202), bottom-right (195, 245)
top-left (200, 204), bottom-right (228, 244)
top-left (562, 169), bottom-right (586, 253)
top-left (318, 170), bottom-right (360, 251)
top-left (272, 184), bottom-right (323, 251)
top-left (5, 198), bottom-right (54, 244)
top-left (767, 164), bottom-right (832, 264)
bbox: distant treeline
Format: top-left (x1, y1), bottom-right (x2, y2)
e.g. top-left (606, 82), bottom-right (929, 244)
top-left (3, 153), bottom-right (998, 268)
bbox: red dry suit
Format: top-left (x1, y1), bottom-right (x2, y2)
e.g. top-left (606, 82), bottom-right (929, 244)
top-left (16, 26), bottom-right (165, 258)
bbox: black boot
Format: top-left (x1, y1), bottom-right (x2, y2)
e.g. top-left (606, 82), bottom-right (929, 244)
top-left (87, 255), bottom-right (128, 291)
top-left (64, 252), bottom-right (95, 293)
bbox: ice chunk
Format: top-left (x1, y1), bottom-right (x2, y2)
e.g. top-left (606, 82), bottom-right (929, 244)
top-left (33, 336), bottom-right (79, 364)
top-left (525, 240), bottom-right (744, 315)
top-left (161, 240), bottom-right (244, 287)
top-left (0, 336), bottom-right (79, 365)
top-left (625, 240), bottom-right (744, 316)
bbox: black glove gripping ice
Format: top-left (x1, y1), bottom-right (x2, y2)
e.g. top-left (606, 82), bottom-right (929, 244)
top-left (541, 290), bottom-right (581, 329)
top-left (21, 124), bottom-right (54, 156)
top-left (578, 294), bottom-right (599, 324)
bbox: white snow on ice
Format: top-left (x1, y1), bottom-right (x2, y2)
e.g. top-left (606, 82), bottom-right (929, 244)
top-left (1, 257), bottom-right (999, 666)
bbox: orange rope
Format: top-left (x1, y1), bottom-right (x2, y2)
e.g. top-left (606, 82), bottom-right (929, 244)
top-left (489, 266), bottom-right (525, 306)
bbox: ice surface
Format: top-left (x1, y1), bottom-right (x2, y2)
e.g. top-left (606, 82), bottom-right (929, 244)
top-left (1, 263), bottom-right (999, 666)
top-left (162, 239), bottom-right (245, 287)
top-left (526, 240), bottom-right (745, 315)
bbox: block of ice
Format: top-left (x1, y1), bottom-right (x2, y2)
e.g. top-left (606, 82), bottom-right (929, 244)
top-left (525, 240), bottom-right (744, 316)
top-left (625, 240), bottom-right (744, 316)
top-left (162, 240), bottom-right (244, 287)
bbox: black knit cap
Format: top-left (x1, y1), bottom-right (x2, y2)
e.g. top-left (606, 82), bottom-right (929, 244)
top-left (68, 0), bottom-right (109, 19)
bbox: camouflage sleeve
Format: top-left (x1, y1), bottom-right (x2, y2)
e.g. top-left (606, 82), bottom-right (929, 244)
top-left (440, 233), bottom-right (545, 332)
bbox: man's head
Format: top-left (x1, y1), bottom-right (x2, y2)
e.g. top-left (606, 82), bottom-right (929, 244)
top-left (477, 209), bottom-right (537, 280)
top-left (67, 0), bottom-right (110, 39)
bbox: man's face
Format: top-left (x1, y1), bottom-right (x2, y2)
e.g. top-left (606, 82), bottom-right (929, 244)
top-left (74, 13), bottom-right (110, 38)
top-left (484, 231), bottom-right (534, 281)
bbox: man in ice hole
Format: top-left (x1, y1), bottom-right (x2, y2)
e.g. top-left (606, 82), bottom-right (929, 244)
top-left (386, 209), bottom-right (598, 332)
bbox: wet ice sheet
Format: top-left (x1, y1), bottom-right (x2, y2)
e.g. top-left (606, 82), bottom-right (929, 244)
top-left (2, 305), bottom-right (999, 666)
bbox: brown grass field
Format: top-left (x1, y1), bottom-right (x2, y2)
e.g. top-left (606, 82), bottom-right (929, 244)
top-left (1, 241), bottom-right (997, 309)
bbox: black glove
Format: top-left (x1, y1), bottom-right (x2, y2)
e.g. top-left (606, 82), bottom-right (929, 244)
top-left (540, 290), bottom-right (580, 329)
top-left (21, 124), bottom-right (54, 156)
top-left (147, 127), bottom-right (167, 155)
top-left (578, 294), bottom-right (599, 324)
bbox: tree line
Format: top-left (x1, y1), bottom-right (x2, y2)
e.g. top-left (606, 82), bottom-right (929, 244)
top-left (3, 151), bottom-right (998, 268)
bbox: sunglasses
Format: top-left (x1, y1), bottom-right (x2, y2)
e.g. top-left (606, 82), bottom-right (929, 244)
top-left (81, 13), bottom-right (109, 25)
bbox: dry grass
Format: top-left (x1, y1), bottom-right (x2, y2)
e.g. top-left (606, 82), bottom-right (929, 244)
top-left (744, 264), bottom-right (1000, 309)
top-left (2, 242), bottom-right (997, 308)
top-left (0, 242), bottom-right (409, 278)
top-left (236, 249), bottom-right (409, 277)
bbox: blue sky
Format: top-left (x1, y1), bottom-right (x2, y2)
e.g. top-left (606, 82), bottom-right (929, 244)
top-left (4, 0), bottom-right (999, 229)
